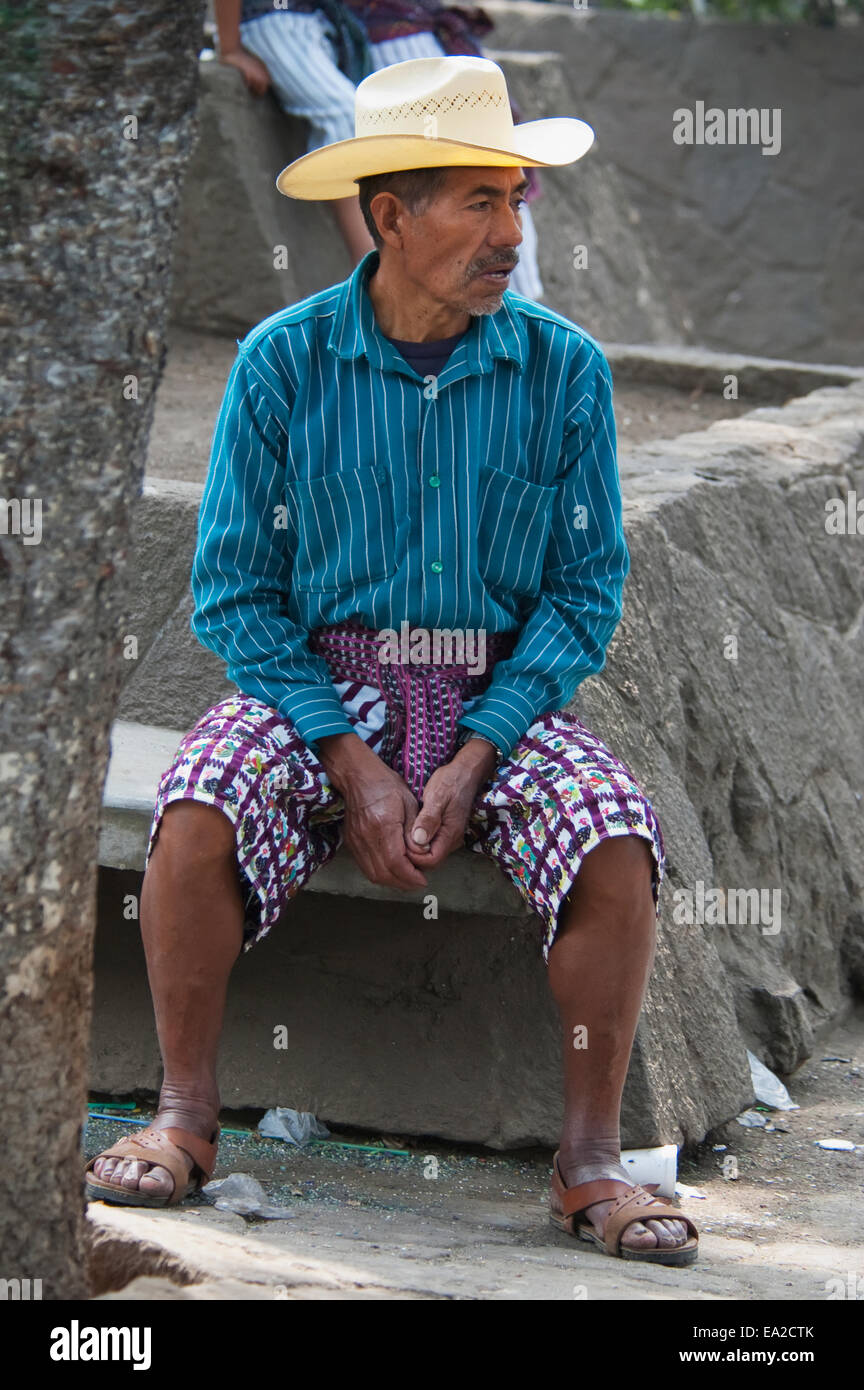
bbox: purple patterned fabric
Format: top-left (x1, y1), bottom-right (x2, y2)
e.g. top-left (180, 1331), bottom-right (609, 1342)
top-left (348, 0), bottom-right (493, 49)
top-left (308, 619), bottom-right (516, 799)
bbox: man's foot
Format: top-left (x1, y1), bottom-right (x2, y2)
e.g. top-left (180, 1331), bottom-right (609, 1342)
top-left (552, 1155), bottom-right (691, 1253)
top-left (89, 1097), bottom-right (219, 1202)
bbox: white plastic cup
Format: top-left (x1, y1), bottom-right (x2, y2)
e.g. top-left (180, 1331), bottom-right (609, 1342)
top-left (620, 1144), bottom-right (678, 1198)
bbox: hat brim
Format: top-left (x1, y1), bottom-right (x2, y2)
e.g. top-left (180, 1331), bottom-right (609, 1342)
top-left (276, 117), bottom-right (595, 200)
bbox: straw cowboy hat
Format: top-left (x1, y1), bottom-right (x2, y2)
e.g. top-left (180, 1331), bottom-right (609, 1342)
top-left (276, 55), bottom-right (595, 201)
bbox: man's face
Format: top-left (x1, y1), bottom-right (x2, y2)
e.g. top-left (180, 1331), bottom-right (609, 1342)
top-left (387, 166), bottom-right (527, 316)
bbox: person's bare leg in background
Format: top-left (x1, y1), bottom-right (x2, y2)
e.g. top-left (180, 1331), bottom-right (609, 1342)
top-left (332, 194), bottom-right (375, 264)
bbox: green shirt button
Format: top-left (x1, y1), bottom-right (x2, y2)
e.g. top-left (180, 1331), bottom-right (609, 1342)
top-left (429, 474), bottom-right (441, 487)
top-left (430, 560), bottom-right (444, 574)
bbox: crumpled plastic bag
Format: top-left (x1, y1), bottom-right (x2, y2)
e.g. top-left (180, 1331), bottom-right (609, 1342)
top-left (736, 1108), bottom-right (768, 1128)
top-left (258, 1107), bottom-right (330, 1146)
top-left (747, 1050), bottom-right (799, 1111)
top-left (204, 1173), bottom-right (295, 1219)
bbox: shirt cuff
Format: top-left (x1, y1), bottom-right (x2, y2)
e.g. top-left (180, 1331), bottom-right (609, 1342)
top-left (456, 685), bottom-right (539, 762)
top-left (281, 685), bottom-right (356, 753)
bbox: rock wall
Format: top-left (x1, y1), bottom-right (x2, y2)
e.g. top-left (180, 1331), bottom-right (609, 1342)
top-left (486, 5), bottom-right (864, 364)
top-left (0, 0), bottom-right (205, 1295)
top-left (609, 383), bottom-right (864, 1076)
top-left (97, 378), bottom-right (864, 1146)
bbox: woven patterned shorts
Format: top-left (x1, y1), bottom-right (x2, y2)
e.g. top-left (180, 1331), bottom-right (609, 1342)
top-left (146, 694), bottom-right (666, 964)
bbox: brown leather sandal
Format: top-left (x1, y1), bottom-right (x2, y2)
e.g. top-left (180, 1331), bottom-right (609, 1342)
top-left (84, 1124), bottom-right (219, 1209)
top-left (549, 1150), bottom-right (699, 1266)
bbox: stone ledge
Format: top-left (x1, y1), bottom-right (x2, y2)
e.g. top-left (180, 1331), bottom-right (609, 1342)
top-left (605, 344), bottom-right (864, 403)
top-left (101, 720), bottom-right (533, 918)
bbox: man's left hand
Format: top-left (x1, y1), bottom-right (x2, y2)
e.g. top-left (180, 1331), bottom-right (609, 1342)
top-left (404, 739), bottom-right (498, 871)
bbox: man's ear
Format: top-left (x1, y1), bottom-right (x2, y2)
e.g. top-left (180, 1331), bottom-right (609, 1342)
top-left (371, 191), bottom-right (406, 249)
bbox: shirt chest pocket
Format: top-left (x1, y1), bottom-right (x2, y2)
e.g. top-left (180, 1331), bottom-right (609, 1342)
top-left (476, 463), bottom-right (557, 598)
top-left (285, 463), bottom-right (396, 593)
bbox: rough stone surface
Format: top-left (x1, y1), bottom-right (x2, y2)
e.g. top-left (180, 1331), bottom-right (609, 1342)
top-left (486, 5), bottom-right (864, 365)
top-left (169, 9), bottom-right (864, 363)
top-left (599, 385), bottom-right (864, 1080)
top-left (86, 1218), bottom-right (204, 1297)
top-left (88, 1206), bottom-right (446, 1300)
top-left (0, 0), bottom-right (204, 1299)
top-left (96, 377), bottom-right (864, 1147)
top-left (94, 866), bottom-right (630, 1148)
top-left (604, 347), bottom-right (864, 405)
top-left (168, 61), bottom-right (354, 338)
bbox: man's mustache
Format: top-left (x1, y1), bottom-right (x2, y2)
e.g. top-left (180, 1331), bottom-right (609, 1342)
top-left (469, 255), bottom-right (519, 276)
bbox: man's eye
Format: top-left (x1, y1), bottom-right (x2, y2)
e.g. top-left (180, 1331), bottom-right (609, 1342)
top-left (470, 198), bottom-right (526, 211)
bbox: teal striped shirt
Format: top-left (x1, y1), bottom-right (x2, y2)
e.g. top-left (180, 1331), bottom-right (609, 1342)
top-left (191, 249), bottom-right (629, 760)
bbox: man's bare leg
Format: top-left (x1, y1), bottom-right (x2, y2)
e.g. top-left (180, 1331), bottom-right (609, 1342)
top-left (331, 194), bottom-right (375, 265)
top-left (91, 802), bottom-right (243, 1198)
top-left (548, 835), bottom-right (689, 1251)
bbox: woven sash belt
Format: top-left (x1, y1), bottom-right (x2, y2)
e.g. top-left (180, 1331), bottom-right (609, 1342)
top-left (308, 619), bottom-right (517, 799)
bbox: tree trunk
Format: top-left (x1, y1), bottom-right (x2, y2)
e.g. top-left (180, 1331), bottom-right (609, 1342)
top-left (0, 0), bottom-right (205, 1298)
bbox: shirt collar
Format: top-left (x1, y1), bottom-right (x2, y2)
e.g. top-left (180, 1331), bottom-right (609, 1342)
top-left (327, 249), bottom-right (527, 376)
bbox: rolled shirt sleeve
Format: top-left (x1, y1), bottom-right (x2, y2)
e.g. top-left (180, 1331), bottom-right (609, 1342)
top-left (456, 343), bottom-right (630, 759)
top-left (190, 346), bottom-right (355, 752)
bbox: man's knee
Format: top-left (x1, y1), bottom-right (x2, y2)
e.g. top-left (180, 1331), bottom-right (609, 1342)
top-left (564, 834), bottom-right (655, 919)
top-left (152, 800), bottom-right (238, 867)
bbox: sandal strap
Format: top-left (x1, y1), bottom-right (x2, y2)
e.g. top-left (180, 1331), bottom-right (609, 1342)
top-left (85, 1125), bottom-right (219, 1191)
top-left (159, 1127), bottom-right (219, 1182)
top-left (603, 1187), bottom-right (698, 1255)
top-left (552, 1152), bottom-right (653, 1221)
top-left (559, 1178), bottom-right (632, 1220)
top-left (85, 1131), bottom-right (190, 1196)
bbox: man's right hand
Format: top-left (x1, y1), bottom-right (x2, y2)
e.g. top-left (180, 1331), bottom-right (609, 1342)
top-left (219, 49), bottom-right (271, 96)
top-left (316, 733), bottom-right (432, 891)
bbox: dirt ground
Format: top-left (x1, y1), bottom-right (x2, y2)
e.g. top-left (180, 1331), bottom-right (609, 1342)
top-left (145, 329), bottom-right (761, 483)
top-left (84, 1006), bottom-right (864, 1301)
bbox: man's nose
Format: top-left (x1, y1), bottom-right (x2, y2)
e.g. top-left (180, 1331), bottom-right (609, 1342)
top-left (489, 199), bottom-right (524, 247)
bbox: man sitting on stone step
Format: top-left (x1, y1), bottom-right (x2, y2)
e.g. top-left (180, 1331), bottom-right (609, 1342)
top-left (85, 56), bottom-right (698, 1265)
